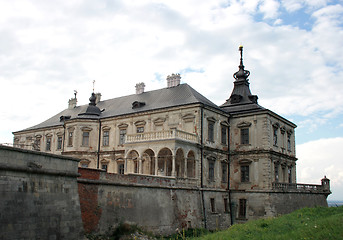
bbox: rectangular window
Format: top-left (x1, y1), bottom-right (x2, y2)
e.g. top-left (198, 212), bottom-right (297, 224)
top-left (209, 161), bottom-right (215, 182)
top-left (118, 163), bottom-right (125, 174)
top-left (275, 164), bottom-right (279, 182)
top-left (239, 199), bottom-right (247, 218)
top-left (33, 138), bottom-right (41, 151)
top-left (221, 162), bottom-right (227, 182)
top-left (57, 136), bottom-right (62, 150)
top-left (287, 134), bottom-right (291, 151)
top-left (224, 198), bottom-right (229, 213)
top-left (82, 132), bottom-right (89, 146)
top-left (101, 164), bottom-right (108, 172)
top-left (46, 137), bottom-right (51, 151)
top-left (103, 131), bottom-right (109, 146)
top-left (241, 128), bottom-right (249, 144)
top-left (68, 132), bottom-right (73, 146)
top-left (273, 127), bottom-right (278, 146)
top-left (137, 127), bottom-right (144, 133)
top-left (208, 121), bottom-right (214, 142)
top-left (241, 165), bottom-right (249, 182)
top-left (119, 129), bottom-right (126, 145)
top-left (221, 125), bottom-right (227, 145)
top-left (210, 198), bottom-right (216, 213)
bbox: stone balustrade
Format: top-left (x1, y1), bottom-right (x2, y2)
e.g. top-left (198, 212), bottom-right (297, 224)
top-left (272, 182), bottom-right (328, 193)
top-left (126, 129), bottom-right (198, 143)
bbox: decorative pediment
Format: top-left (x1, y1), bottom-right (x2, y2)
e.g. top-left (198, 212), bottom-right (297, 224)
top-left (80, 159), bottom-right (90, 164)
top-left (35, 134), bottom-right (42, 139)
top-left (101, 159), bottom-right (110, 164)
top-left (56, 132), bottom-right (63, 136)
top-left (81, 126), bottom-right (92, 132)
top-left (237, 121), bottom-right (251, 128)
top-left (272, 122), bottom-right (280, 129)
top-left (118, 123), bottom-right (128, 129)
top-left (153, 117), bottom-right (166, 126)
top-left (287, 129), bottom-right (293, 135)
top-left (280, 126), bottom-right (286, 134)
top-left (182, 114), bottom-right (195, 123)
top-left (134, 120), bottom-right (146, 127)
top-left (239, 159), bottom-right (252, 165)
top-left (67, 126), bottom-right (75, 131)
top-left (207, 117), bottom-right (216, 122)
top-left (102, 126), bottom-right (111, 131)
top-left (46, 133), bottom-right (53, 137)
top-left (220, 121), bottom-right (229, 127)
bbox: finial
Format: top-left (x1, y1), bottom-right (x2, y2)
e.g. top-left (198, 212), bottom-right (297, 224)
top-left (233, 45), bottom-right (250, 81)
top-left (92, 80), bottom-right (95, 93)
top-left (74, 90), bottom-right (77, 99)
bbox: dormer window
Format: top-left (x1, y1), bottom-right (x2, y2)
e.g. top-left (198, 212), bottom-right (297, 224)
top-left (132, 101), bottom-right (146, 109)
top-left (230, 94), bottom-right (242, 104)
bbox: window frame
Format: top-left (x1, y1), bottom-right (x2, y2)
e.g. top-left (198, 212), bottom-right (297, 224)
top-left (68, 131), bottom-right (73, 147)
top-left (221, 162), bottom-right (228, 183)
top-left (82, 131), bottom-right (90, 146)
top-left (103, 130), bottom-right (109, 146)
top-left (57, 136), bottom-right (63, 150)
top-left (208, 120), bottom-right (215, 142)
top-left (221, 125), bottom-right (227, 145)
top-left (210, 198), bottom-right (216, 213)
top-left (46, 136), bottom-right (52, 151)
top-left (238, 199), bottom-right (247, 219)
top-left (209, 160), bottom-right (215, 182)
top-left (240, 165), bottom-right (250, 183)
top-left (240, 128), bottom-right (249, 145)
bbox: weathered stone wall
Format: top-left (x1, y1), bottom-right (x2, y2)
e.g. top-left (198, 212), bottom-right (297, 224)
top-left (231, 190), bottom-right (328, 223)
top-left (0, 145), bottom-right (83, 240)
top-left (78, 168), bottom-right (231, 235)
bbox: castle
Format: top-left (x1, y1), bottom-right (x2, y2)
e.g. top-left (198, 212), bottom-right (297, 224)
top-left (12, 46), bottom-right (330, 230)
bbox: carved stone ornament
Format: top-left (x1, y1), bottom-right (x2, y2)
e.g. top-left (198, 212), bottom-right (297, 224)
top-left (182, 114), bottom-right (195, 123)
top-left (237, 121), bottom-right (252, 128)
top-left (153, 117), bottom-right (166, 126)
top-left (81, 126), bottom-right (92, 132)
top-left (134, 120), bottom-right (146, 127)
top-left (239, 159), bottom-right (252, 165)
top-left (118, 123), bottom-right (128, 129)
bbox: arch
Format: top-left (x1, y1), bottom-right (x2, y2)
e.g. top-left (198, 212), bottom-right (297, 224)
top-left (127, 150), bottom-right (139, 174)
top-left (142, 149), bottom-right (155, 175)
top-left (187, 151), bottom-right (196, 178)
top-left (157, 148), bottom-right (172, 176)
top-left (175, 148), bottom-right (185, 178)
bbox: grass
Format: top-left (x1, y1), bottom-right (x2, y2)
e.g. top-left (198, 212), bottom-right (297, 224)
top-left (188, 206), bottom-right (343, 240)
top-left (86, 206), bottom-right (343, 240)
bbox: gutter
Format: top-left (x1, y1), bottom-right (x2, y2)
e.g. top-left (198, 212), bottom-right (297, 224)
top-left (97, 118), bottom-right (101, 169)
top-left (227, 117), bottom-right (234, 225)
top-left (200, 104), bottom-right (207, 229)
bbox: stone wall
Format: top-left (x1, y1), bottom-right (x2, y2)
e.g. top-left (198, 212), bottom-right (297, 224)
top-left (0, 145), bottom-right (83, 240)
top-left (77, 168), bottom-right (231, 235)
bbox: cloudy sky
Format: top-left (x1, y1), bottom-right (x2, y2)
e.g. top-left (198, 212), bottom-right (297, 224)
top-left (1, 0), bottom-right (342, 200)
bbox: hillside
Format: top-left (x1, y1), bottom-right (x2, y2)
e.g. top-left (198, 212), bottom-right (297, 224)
top-left (189, 206), bottom-right (343, 240)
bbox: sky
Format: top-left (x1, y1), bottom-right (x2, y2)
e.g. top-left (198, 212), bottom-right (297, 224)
top-left (1, 0), bottom-right (342, 200)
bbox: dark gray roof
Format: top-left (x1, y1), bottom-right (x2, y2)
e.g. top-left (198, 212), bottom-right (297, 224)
top-left (15, 84), bottom-right (222, 132)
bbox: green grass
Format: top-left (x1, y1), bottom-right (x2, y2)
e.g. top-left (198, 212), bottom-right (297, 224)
top-left (188, 206), bottom-right (343, 240)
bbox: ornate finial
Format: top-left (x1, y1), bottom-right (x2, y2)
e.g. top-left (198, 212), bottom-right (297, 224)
top-left (233, 45), bottom-right (250, 81)
top-left (92, 80), bottom-right (95, 93)
top-left (74, 90), bottom-right (78, 99)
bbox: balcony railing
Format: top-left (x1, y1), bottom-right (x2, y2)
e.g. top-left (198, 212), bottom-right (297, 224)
top-left (126, 129), bottom-right (198, 144)
top-left (272, 182), bottom-right (328, 193)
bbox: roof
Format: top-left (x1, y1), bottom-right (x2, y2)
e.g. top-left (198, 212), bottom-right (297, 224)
top-left (15, 83), bottom-right (222, 133)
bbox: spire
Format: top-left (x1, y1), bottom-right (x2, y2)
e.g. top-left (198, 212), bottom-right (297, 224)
top-left (220, 46), bottom-right (259, 112)
top-left (233, 45), bottom-right (250, 81)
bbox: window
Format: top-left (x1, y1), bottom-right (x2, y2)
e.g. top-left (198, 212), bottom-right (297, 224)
top-left (241, 165), bottom-right (249, 182)
top-left (82, 132), bottom-right (89, 146)
top-left (210, 198), bottom-right (216, 213)
top-left (273, 127), bottom-right (278, 146)
top-left (240, 128), bottom-right (249, 144)
top-left (274, 163), bottom-right (279, 182)
top-left (68, 132), bottom-right (73, 146)
top-left (103, 131), bottom-right (109, 146)
top-left (33, 137), bottom-right (41, 151)
top-left (81, 163), bottom-right (89, 168)
top-left (239, 199), bottom-right (247, 218)
top-left (119, 129), bottom-right (126, 145)
top-left (57, 136), bottom-right (62, 150)
top-left (137, 126), bottom-right (144, 133)
top-left (224, 198), bottom-right (229, 213)
top-left (221, 125), bottom-right (227, 145)
top-left (208, 121), bottom-right (214, 142)
top-left (287, 133), bottom-right (291, 151)
top-left (221, 162), bottom-right (227, 182)
top-left (209, 161), bottom-right (215, 182)
top-left (46, 137), bottom-right (51, 151)
top-left (288, 167), bottom-right (292, 183)
top-left (101, 164), bottom-right (108, 172)
top-left (118, 163), bottom-right (124, 174)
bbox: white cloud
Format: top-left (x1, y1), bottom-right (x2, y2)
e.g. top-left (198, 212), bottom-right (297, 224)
top-left (297, 138), bottom-right (343, 200)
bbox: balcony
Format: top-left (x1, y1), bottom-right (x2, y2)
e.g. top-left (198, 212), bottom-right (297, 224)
top-left (126, 129), bottom-right (198, 144)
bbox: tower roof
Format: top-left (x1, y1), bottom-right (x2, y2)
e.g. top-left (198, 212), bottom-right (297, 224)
top-left (220, 46), bottom-right (264, 114)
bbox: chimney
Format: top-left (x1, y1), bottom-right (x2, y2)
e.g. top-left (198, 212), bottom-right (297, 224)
top-left (135, 82), bottom-right (145, 94)
top-left (68, 98), bottom-right (77, 109)
top-left (167, 73), bottom-right (181, 88)
top-left (95, 93), bottom-right (102, 104)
